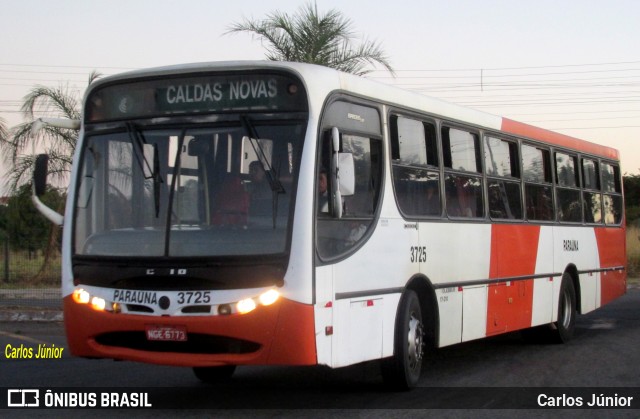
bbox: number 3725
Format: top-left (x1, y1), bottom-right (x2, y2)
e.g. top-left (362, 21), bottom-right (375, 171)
top-left (410, 246), bottom-right (427, 263)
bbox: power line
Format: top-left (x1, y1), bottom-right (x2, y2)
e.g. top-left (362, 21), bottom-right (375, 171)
top-left (373, 68), bottom-right (640, 81)
top-left (367, 59), bottom-right (640, 73)
top-left (0, 63), bottom-right (135, 70)
top-left (1, 60), bottom-right (639, 132)
top-left (544, 125), bottom-right (640, 130)
top-left (527, 115), bottom-right (640, 123)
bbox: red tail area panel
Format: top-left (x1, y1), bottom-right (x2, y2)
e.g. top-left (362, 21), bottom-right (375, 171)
top-left (487, 224), bottom-right (540, 335)
top-left (594, 227), bottom-right (627, 305)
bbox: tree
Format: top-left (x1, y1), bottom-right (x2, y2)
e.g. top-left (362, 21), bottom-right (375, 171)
top-left (624, 173), bottom-right (640, 224)
top-left (0, 72), bottom-right (100, 192)
top-left (227, 2), bottom-right (394, 76)
top-left (0, 117), bottom-right (7, 145)
top-left (4, 184), bottom-right (65, 254)
top-left (0, 73), bottom-right (98, 279)
top-left (0, 117), bottom-right (7, 189)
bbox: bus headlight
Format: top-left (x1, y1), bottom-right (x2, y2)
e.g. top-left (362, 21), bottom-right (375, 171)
top-left (72, 288), bottom-right (107, 312)
top-left (237, 298), bottom-right (257, 314)
top-left (72, 288), bottom-right (90, 304)
top-left (90, 296), bottom-right (106, 311)
top-left (259, 289), bottom-right (280, 306)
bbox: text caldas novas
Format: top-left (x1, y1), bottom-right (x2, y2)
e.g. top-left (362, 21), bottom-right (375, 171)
top-left (165, 78), bottom-right (278, 105)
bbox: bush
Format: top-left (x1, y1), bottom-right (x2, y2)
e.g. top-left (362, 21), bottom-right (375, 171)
top-left (627, 225), bottom-right (640, 278)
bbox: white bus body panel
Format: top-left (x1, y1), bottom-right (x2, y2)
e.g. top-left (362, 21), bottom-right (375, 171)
top-left (532, 226), bottom-right (556, 327)
top-left (425, 223), bottom-right (491, 346)
top-left (553, 226), bottom-right (601, 314)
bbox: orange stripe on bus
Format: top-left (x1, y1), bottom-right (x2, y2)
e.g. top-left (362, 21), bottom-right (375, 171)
top-left (501, 118), bottom-right (619, 160)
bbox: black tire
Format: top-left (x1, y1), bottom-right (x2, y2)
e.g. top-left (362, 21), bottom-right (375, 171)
top-left (554, 273), bottom-right (577, 343)
top-left (193, 365), bottom-right (236, 383)
top-left (381, 290), bottom-right (424, 390)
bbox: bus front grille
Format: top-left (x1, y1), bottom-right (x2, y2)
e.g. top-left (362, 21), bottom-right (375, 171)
top-left (94, 332), bottom-right (261, 354)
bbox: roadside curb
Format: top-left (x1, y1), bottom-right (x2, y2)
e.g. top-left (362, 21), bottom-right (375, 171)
top-left (0, 310), bottom-right (63, 322)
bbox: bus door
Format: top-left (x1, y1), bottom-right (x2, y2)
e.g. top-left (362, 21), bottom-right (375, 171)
top-left (314, 100), bottom-right (389, 367)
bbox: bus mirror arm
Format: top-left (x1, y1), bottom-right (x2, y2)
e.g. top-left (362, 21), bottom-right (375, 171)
top-left (31, 117), bottom-right (80, 136)
top-left (32, 154), bottom-right (64, 226)
top-left (331, 126), bottom-right (340, 153)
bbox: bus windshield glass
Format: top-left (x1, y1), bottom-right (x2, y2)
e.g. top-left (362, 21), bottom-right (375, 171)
top-left (73, 120), bottom-right (306, 258)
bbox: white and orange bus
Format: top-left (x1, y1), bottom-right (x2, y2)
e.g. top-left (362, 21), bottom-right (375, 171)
top-left (33, 61), bottom-right (626, 388)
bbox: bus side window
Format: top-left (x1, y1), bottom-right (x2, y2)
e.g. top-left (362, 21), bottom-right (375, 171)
top-left (390, 115), bottom-right (441, 217)
top-left (522, 144), bottom-right (554, 221)
top-left (602, 162), bottom-right (623, 224)
top-left (555, 152), bottom-right (581, 223)
top-left (484, 136), bottom-right (522, 220)
top-left (582, 158), bottom-right (602, 224)
top-left (442, 126), bottom-right (484, 218)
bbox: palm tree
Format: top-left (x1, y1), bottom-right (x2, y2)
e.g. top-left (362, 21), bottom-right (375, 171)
top-left (0, 117), bottom-right (7, 151)
top-left (0, 71), bottom-right (100, 192)
top-left (0, 72), bottom-right (100, 276)
top-left (227, 2), bottom-right (394, 76)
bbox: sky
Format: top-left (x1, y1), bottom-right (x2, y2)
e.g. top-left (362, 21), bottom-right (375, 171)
top-left (1, 0), bottom-right (639, 191)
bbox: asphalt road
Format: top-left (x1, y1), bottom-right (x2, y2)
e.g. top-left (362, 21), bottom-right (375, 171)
top-left (1, 289), bottom-right (639, 417)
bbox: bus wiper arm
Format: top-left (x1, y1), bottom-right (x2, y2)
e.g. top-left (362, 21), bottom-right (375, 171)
top-left (126, 123), bottom-right (163, 217)
top-left (240, 115), bottom-right (285, 194)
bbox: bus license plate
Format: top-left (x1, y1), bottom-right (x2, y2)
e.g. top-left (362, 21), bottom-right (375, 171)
top-left (145, 325), bottom-right (187, 342)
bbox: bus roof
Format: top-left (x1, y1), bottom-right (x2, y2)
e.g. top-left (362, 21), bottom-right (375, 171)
top-left (90, 61), bottom-right (620, 161)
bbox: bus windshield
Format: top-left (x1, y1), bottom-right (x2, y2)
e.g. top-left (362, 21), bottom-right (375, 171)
top-left (73, 119), bottom-right (306, 258)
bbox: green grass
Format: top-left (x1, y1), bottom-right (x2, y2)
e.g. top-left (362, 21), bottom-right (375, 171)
top-left (0, 250), bottom-right (61, 288)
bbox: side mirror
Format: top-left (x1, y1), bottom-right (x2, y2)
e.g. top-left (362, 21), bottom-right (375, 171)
top-left (329, 128), bottom-right (356, 218)
top-left (337, 153), bottom-right (355, 196)
top-left (33, 154), bottom-right (49, 197)
top-left (31, 154), bottom-right (64, 226)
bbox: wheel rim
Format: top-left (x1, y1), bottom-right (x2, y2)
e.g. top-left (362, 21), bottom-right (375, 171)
top-left (407, 312), bottom-right (424, 371)
top-left (560, 286), bottom-right (573, 329)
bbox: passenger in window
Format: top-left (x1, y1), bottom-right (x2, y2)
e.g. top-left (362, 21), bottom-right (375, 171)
top-left (318, 168), bottom-right (329, 213)
top-left (248, 161), bottom-right (272, 216)
top-left (445, 178), bottom-right (473, 217)
top-left (446, 195), bottom-right (469, 217)
top-left (425, 182), bottom-right (440, 215)
top-left (488, 185), bottom-right (507, 219)
top-left (211, 174), bottom-right (249, 226)
top-left (248, 161), bottom-right (271, 196)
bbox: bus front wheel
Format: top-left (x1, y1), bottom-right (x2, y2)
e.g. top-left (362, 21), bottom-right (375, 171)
top-left (381, 289), bottom-right (424, 390)
top-left (193, 365), bottom-right (236, 383)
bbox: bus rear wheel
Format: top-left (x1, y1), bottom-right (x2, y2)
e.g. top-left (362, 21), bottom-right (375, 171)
top-left (193, 365), bottom-right (236, 383)
top-left (554, 273), bottom-right (577, 343)
top-left (381, 289), bottom-right (424, 390)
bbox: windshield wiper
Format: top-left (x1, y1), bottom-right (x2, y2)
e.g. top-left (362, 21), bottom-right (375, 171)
top-left (240, 115), bottom-right (285, 229)
top-left (164, 129), bottom-right (186, 256)
top-left (240, 115), bottom-right (285, 194)
top-left (126, 123), bottom-right (163, 218)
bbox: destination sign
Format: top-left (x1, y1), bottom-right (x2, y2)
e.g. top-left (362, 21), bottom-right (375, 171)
top-left (86, 73), bottom-right (307, 122)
